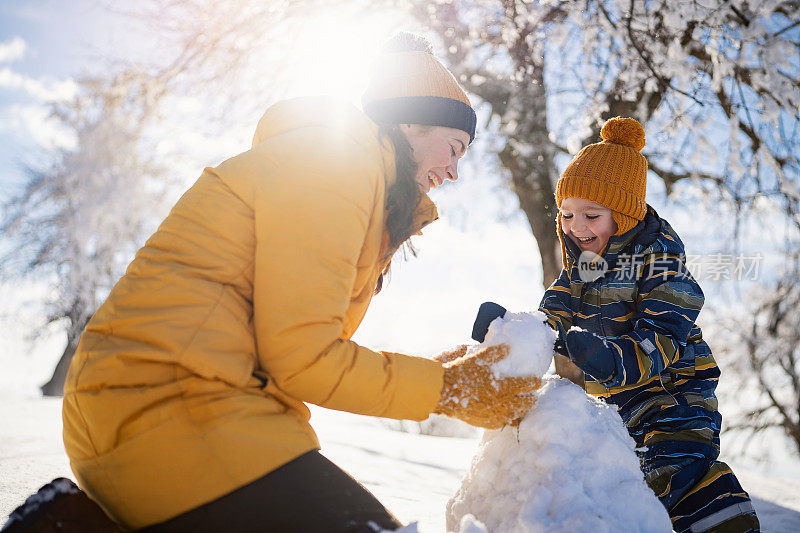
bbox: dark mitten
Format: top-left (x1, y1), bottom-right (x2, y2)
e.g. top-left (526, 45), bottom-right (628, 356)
top-left (564, 328), bottom-right (616, 383)
top-left (471, 302), bottom-right (507, 342)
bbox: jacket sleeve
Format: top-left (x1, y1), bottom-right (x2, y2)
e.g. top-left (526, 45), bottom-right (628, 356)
top-left (246, 127), bottom-right (443, 420)
top-left (581, 253), bottom-right (704, 388)
top-left (538, 268), bottom-right (573, 355)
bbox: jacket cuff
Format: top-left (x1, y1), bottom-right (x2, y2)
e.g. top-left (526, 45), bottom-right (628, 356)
top-left (379, 353), bottom-right (445, 421)
top-left (574, 357), bottom-right (616, 385)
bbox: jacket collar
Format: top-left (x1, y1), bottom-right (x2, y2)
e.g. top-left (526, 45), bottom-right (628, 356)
top-left (412, 193), bottom-right (438, 235)
top-left (252, 96), bottom-right (382, 150)
top-left (562, 204), bottom-right (681, 272)
top-left (562, 215), bottom-right (649, 268)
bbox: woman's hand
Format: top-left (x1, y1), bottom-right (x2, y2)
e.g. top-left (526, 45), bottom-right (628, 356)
top-left (433, 344), bottom-right (469, 365)
top-left (433, 344), bottom-right (541, 429)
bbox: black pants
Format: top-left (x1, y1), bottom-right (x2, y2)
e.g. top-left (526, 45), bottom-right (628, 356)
top-left (139, 451), bottom-right (403, 533)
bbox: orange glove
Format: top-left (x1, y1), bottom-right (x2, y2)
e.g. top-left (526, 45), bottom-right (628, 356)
top-left (433, 344), bottom-right (541, 429)
top-left (433, 344), bottom-right (468, 365)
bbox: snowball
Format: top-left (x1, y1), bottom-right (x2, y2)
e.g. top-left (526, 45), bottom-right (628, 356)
top-left (467, 311), bottom-right (556, 379)
top-left (446, 378), bottom-right (672, 532)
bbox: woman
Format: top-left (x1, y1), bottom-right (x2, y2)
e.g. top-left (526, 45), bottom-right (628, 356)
top-left (62, 34), bottom-right (537, 532)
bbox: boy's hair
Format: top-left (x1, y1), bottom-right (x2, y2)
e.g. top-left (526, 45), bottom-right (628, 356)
top-left (555, 116), bottom-right (649, 267)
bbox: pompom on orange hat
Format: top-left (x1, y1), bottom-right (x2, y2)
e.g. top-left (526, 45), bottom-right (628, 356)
top-left (555, 116), bottom-right (649, 267)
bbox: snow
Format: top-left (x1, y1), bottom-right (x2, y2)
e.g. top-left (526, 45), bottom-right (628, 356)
top-left (467, 311), bottom-right (555, 379)
top-left (447, 378), bottom-right (672, 532)
top-left (0, 395), bottom-right (75, 525)
top-left (2, 391), bottom-right (800, 531)
top-left (448, 313), bottom-right (669, 530)
top-left (0, 304), bottom-right (800, 533)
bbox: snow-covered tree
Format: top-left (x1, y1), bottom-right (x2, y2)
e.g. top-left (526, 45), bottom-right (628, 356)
top-left (411, 0), bottom-right (800, 285)
top-left (719, 258), bottom-right (800, 455)
top-left (1, 71), bottom-right (169, 396)
top-left (93, 0), bottom-right (800, 284)
top-left (95, 0), bottom-right (800, 393)
top-left (407, 0), bottom-right (799, 385)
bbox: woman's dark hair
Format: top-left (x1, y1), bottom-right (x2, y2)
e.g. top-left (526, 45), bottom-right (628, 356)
top-left (375, 124), bottom-right (423, 293)
top-left (372, 32), bottom-right (436, 294)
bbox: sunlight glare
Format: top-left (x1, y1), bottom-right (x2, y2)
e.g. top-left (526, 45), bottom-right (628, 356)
top-left (280, 8), bottom-right (401, 104)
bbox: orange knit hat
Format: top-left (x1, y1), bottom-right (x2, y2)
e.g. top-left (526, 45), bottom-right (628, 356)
top-left (555, 117), bottom-right (648, 267)
top-left (362, 33), bottom-right (476, 143)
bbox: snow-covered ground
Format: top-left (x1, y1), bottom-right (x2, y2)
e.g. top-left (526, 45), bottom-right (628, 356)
top-left (2, 279), bottom-right (800, 532)
top-left (2, 389), bottom-right (800, 531)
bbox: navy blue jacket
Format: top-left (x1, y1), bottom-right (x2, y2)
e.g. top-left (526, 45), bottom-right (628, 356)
top-left (539, 206), bottom-right (720, 427)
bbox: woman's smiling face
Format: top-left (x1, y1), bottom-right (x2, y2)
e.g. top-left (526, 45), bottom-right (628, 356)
top-left (401, 124), bottom-right (470, 192)
top-left (560, 197), bottom-right (618, 255)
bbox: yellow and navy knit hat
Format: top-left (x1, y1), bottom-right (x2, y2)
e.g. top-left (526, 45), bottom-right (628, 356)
top-left (362, 33), bottom-right (476, 143)
top-left (555, 116), bottom-right (648, 267)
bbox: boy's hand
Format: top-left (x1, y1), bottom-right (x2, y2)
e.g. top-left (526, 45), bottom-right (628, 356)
top-left (565, 328), bottom-right (616, 383)
top-left (547, 324), bottom-right (586, 386)
top-left (554, 354), bottom-right (585, 387)
top-left (434, 343), bottom-right (541, 429)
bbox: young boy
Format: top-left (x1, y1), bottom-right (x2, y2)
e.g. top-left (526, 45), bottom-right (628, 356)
top-left (539, 117), bottom-right (760, 532)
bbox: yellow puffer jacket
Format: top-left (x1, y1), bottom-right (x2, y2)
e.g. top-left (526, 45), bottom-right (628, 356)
top-left (62, 96), bottom-right (445, 530)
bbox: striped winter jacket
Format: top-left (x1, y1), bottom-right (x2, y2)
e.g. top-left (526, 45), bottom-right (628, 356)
top-left (539, 205), bottom-right (721, 429)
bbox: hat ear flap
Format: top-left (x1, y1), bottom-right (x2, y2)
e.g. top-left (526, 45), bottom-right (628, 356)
top-left (556, 212), bottom-right (569, 269)
top-left (612, 211), bottom-right (638, 236)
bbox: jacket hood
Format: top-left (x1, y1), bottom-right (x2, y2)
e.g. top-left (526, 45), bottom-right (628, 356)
top-left (252, 95), bottom-right (438, 239)
top-left (617, 205), bottom-right (686, 257)
top-left (562, 205), bottom-right (686, 269)
top-left (252, 96), bottom-right (384, 151)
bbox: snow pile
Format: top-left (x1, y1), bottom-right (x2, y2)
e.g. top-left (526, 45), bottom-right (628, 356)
top-left (466, 311), bottom-right (555, 378)
top-left (446, 378), bottom-right (672, 532)
top-left (453, 514), bottom-right (489, 533)
top-left (383, 515), bottom-right (488, 533)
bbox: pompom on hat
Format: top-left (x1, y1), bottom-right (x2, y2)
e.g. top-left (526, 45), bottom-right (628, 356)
top-left (555, 116), bottom-right (649, 267)
top-left (362, 33), bottom-right (477, 143)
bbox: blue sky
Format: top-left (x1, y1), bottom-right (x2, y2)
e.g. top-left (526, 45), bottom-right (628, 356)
top-left (0, 1), bottom-right (102, 79)
top-left (0, 1), bottom-right (140, 192)
top-left (0, 1), bottom-right (407, 194)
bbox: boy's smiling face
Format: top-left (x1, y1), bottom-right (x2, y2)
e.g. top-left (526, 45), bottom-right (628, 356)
top-left (560, 197), bottom-right (618, 256)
